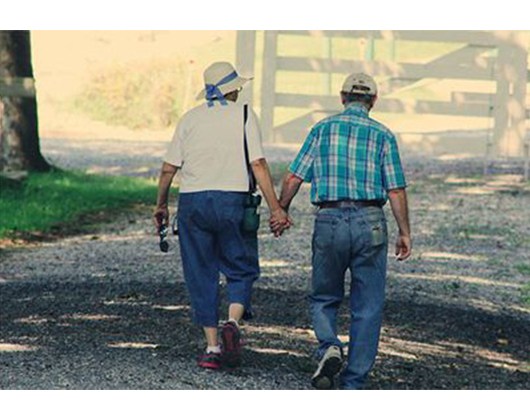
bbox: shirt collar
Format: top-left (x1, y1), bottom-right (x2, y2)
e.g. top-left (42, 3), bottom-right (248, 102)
top-left (343, 103), bottom-right (369, 117)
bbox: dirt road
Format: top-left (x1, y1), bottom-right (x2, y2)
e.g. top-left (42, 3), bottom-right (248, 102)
top-left (1, 138), bottom-right (529, 389)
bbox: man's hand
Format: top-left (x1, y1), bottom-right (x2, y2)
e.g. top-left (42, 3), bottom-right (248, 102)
top-left (153, 205), bottom-right (169, 230)
top-left (388, 188), bottom-right (411, 261)
top-left (395, 234), bottom-right (412, 261)
top-left (269, 207), bottom-right (292, 237)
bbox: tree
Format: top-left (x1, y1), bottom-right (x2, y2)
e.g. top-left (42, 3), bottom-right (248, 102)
top-left (0, 30), bottom-right (50, 173)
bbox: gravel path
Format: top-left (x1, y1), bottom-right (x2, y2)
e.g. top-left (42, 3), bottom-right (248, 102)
top-left (1, 137), bottom-right (529, 390)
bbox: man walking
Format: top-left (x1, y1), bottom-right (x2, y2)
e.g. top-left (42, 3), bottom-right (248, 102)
top-left (154, 62), bottom-right (289, 370)
top-left (276, 73), bottom-right (411, 389)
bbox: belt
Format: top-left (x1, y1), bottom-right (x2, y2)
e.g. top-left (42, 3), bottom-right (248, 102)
top-left (318, 200), bottom-right (383, 209)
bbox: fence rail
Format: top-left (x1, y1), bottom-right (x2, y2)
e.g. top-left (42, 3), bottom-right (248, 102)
top-left (246, 30), bottom-right (529, 164)
top-left (276, 30), bottom-right (504, 45)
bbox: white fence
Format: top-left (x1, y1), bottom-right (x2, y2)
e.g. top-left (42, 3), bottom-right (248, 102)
top-left (237, 30), bottom-right (530, 177)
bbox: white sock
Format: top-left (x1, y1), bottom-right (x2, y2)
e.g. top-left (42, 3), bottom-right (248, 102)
top-left (228, 318), bottom-right (239, 327)
top-left (206, 345), bottom-right (221, 354)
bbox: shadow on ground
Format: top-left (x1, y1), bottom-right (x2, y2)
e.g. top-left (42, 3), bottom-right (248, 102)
top-left (1, 279), bottom-right (528, 389)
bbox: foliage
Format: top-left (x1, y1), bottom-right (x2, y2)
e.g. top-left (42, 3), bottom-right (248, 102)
top-left (0, 170), bottom-right (158, 238)
top-left (73, 59), bottom-right (189, 129)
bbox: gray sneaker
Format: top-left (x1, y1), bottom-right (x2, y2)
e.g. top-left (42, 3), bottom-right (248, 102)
top-left (311, 345), bottom-right (343, 389)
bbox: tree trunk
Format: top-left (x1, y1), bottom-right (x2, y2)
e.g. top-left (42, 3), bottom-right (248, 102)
top-left (0, 30), bottom-right (51, 172)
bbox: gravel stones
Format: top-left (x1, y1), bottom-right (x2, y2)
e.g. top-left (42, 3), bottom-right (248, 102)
top-left (1, 139), bottom-right (529, 389)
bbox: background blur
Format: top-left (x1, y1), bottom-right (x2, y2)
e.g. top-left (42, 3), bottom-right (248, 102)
top-left (31, 30), bottom-right (237, 141)
top-left (31, 30), bottom-right (530, 163)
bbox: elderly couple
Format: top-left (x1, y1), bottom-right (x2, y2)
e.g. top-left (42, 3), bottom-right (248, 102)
top-left (154, 61), bottom-right (411, 390)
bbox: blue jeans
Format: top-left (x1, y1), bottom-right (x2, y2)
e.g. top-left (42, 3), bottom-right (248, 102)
top-left (310, 206), bottom-right (388, 390)
top-left (177, 191), bottom-right (259, 327)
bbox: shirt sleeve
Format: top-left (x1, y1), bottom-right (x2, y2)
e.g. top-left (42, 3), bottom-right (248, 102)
top-left (288, 127), bottom-right (318, 182)
top-left (163, 120), bottom-right (184, 167)
top-left (246, 107), bottom-right (265, 162)
top-left (382, 133), bottom-right (407, 191)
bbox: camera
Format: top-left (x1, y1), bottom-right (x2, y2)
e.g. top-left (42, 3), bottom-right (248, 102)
top-left (158, 223), bottom-right (169, 253)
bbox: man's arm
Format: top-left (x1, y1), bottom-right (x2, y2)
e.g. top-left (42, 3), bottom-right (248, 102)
top-left (153, 162), bottom-right (179, 229)
top-left (268, 171), bottom-right (303, 235)
top-left (250, 158), bottom-right (291, 236)
top-left (387, 188), bottom-right (411, 261)
top-left (279, 172), bottom-right (304, 211)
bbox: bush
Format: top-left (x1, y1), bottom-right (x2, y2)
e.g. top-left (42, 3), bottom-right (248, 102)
top-left (74, 59), bottom-right (192, 129)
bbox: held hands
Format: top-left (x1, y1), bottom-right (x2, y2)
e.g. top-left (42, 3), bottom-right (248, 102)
top-left (269, 207), bottom-right (292, 238)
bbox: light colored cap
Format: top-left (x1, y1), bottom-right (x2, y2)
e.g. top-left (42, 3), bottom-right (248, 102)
top-left (341, 72), bottom-right (377, 96)
top-left (196, 61), bottom-right (252, 100)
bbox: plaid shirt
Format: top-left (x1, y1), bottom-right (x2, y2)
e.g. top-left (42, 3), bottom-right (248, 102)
top-left (289, 103), bottom-right (407, 204)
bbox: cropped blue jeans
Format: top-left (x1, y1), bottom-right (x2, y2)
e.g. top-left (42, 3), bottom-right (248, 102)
top-left (177, 191), bottom-right (259, 328)
top-left (310, 205), bottom-right (388, 390)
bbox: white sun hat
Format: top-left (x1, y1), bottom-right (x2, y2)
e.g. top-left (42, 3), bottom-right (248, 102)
top-left (341, 72), bottom-right (378, 96)
top-left (196, 61), bottom-right (252, 106)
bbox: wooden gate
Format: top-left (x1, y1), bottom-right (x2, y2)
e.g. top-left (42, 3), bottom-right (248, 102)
top-left (237, 30), bottom-right (529, 176)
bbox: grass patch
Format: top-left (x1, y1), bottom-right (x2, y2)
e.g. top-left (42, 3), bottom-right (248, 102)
top-left (0, 170), bottom-right (158, 239)
top-left (435, 222), bottom-right (515, 244)
top-left (453, 224), bottom-right (512, 241)
top-left (521, 283), bottom-right (530, 307)
top-left (515, 264), bottom-right (530, 276)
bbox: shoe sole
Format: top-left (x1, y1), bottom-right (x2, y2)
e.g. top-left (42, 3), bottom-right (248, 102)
top-left (221, 323), bottom-right (241, 368)
top-left (197, 361), bottom-right (221, 370)
top-left (311, 356), bottom-right (342, 390)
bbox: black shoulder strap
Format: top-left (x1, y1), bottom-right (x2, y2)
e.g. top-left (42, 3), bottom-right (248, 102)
top-left (243, 104), bottom-right (257, 193)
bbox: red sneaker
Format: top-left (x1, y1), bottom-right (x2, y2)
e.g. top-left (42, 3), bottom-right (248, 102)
top-left (221, 321), bottom-right (242, 368)
top-left (197, 351), bottom-right (221, 370)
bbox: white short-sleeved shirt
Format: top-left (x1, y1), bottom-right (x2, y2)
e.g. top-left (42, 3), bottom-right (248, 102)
top-left (163, 101), bottom-right (264, 193)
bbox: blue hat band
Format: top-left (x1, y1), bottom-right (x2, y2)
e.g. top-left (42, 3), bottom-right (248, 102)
top-left (205, 71), bottom-right (238, 107)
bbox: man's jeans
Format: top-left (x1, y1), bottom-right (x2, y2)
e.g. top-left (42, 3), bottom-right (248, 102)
top-left (310, 206), bottom-right (388, 390)
top-left (177, 191), bottom-right (259, 327)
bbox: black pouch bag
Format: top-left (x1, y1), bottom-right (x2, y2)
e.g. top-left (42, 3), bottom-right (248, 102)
top-left (241, 104), bottom-right (262, 233)
top-left (242, 192), bottom-right (262, 232)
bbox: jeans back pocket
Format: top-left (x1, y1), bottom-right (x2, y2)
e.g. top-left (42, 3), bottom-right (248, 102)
top-left (363, 208), bottom-right (387, 247)
top-left (313, 213), bottom-right (339, 250)
top-left (370, 222), bottom-right (386, 247)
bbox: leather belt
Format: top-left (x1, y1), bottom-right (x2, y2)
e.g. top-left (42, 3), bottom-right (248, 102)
top-left (318, 200), bottom-right (383, 209)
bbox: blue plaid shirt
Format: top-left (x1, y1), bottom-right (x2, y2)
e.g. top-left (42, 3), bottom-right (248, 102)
top-left (289, 103), bottom-right (407, 204)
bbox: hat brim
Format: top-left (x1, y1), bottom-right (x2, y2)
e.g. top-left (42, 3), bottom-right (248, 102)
top-left (196, 76), bottom-right (253, 101)
top-left (343, 89), bottom-right (377, 96)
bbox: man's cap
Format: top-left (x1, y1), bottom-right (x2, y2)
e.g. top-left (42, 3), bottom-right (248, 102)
top-left (196, 61), bottom-right (252, 101)
top-left (341, 72), bottom-right (377, 96)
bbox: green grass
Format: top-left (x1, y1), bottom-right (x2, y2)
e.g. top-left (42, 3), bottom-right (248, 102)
top-left (515, 264), bottom-right (530, 276)
top-left (521, 283), bottom-right (530, 307)
top-left (0, 170), bottom-right (158, 238)
top-left (453, 224), bottom-right (512, 241)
